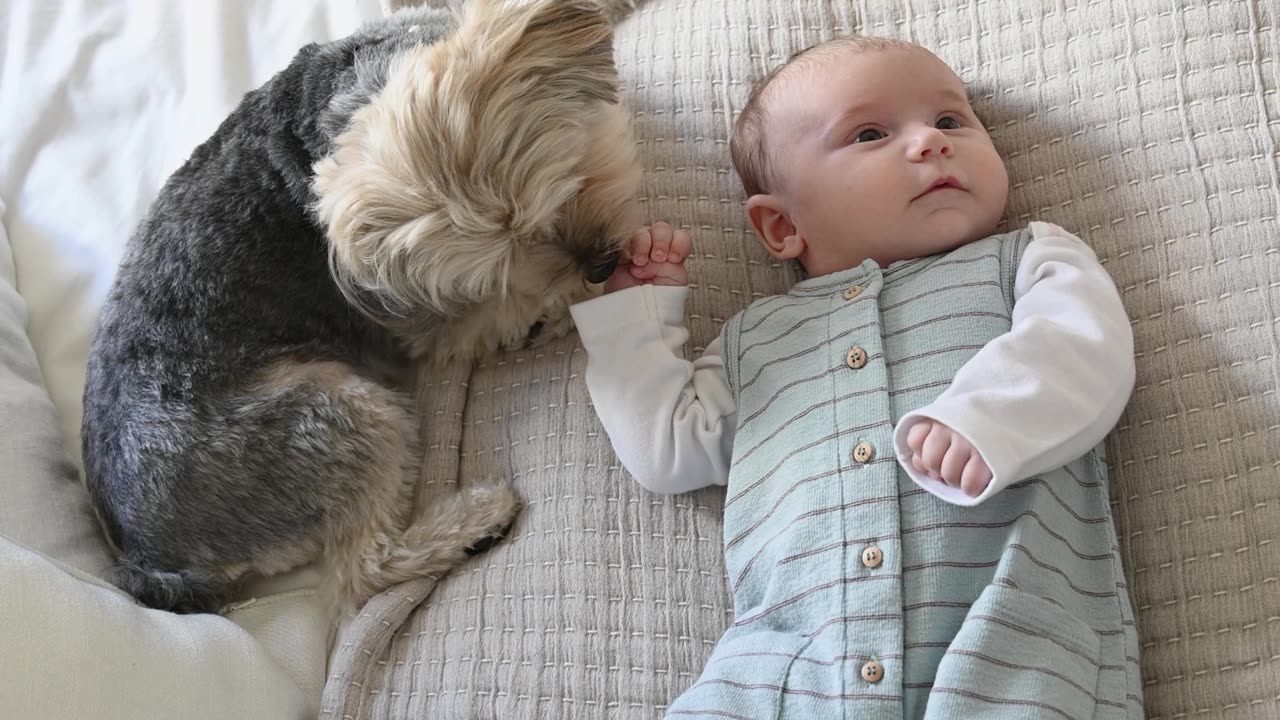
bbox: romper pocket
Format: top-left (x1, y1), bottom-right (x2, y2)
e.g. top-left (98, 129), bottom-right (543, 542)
top-left (665, 630), bottom-right (813, 720)
top-left (924, 584), bottom-right (1101, 720)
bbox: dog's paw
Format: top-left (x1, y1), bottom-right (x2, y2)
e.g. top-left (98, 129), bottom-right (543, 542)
top-left (523, 312), bottom-right (574, 349)
top-left (522, 283), bottom-right (600, 348)
top-left (525, 319), bottom-right (548, 343)
top-left (463, 519), bottom-right (516, 557)
top-left (493, 322), bottom-right (553, 353)
top-left (509, 304), bottom-right (577, 351)
top-left (496, 320), bottom-right (545, 353)
top-left (456, 481), bottom-right (521, 559)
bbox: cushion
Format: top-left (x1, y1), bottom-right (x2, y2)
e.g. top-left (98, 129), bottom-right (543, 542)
top-left (0, 196), bottom-right (112, 578)
top-left (324, 1), bottom-right (1280, 718)
top-left (0, 537), bottom-right (313, 720)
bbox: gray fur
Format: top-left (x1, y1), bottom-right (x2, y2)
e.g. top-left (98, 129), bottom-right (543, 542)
top-left (82, 8), bottom-right (488, 613)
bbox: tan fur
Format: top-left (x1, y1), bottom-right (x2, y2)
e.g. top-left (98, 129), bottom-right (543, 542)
top-left (315, 0), bottom-right (640, 366)
top-left (381, 0), bottom-right (646, 28)
top-left (302, 0), bottom-right (641, 607)
top-left (413, 99), bottom-right (640, 362)
top-left (232, 358), bottom-right (521, 610)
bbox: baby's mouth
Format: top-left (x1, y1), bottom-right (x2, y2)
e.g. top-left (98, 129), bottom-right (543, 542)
top-left (913, 176), bottom-right (965, 200)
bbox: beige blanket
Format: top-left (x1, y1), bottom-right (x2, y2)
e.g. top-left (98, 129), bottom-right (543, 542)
top-left (324, 1), bottom-right (1280, 717)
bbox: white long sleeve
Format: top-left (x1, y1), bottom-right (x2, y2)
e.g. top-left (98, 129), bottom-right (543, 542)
top-left (892, 222), bottom-right (1136, 506)
top-left (573, 224), bottom-right (1134, 504)
top-left (570, 285), bottom-right (736, 494)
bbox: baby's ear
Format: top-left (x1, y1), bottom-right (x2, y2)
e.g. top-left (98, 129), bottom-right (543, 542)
top-left (746, 194), bottom-right (805, 261)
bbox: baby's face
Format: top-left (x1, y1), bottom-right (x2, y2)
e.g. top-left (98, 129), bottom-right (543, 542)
top-left (765, 46), bottom-right (1008, 275)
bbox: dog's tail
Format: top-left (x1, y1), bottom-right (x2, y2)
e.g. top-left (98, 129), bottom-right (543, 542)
top-left (115, 556), bottom-right (230, 614)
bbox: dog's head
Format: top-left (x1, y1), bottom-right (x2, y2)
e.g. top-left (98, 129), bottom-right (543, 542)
top-left (313, 0), bottom-right (641, 363)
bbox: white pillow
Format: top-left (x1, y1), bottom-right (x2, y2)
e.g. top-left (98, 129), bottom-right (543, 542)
top-left (0, 538), bottom-right (313, 720)
top-left (0, 197), bottom-right (112, 578)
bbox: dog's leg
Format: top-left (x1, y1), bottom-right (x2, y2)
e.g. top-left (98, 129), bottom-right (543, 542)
top-left (243, 360), bottom-right (520, 610)
top-left (335, 478), bottom-right (520, 608)
top-left (102, 359), bottom-right (407, 612)
top-left (244, 359), bottom-right (521, 611)
top-left (108, 359), bottom-right (516, 612)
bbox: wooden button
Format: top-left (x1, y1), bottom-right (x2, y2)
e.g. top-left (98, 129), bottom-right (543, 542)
top-left (853, 442), bottom-right (875, 464)
top-left (861, 546), bottom-right (883, 569)
top-left (843, 285), bottom-right (863, 300)
top-left (846, 347), bottom-right (867, 369)
top-left (861, 660), bottom-right (884, 683)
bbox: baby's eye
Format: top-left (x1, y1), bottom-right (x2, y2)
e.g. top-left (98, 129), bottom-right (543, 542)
top-left (936, 115), bottom-right (962, 130)
top-left (852, 128), bottom-right (886, 143)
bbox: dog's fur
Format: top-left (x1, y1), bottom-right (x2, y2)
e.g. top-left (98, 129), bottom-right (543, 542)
top-left (382, 0), bottom-right (643, 27)
top-left (81, 0), bottom-right (640, 614)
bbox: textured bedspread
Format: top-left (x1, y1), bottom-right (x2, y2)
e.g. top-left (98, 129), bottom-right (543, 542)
top-left (323, 1), bottom-right (1280, 719)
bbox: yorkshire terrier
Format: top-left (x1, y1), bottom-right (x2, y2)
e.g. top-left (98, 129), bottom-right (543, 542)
top-left (81, 0), bottom-right (641, 613)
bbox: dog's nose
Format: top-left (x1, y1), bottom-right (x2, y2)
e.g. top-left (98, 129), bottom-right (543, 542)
top-left (586, 253), bottom-right (620, 284)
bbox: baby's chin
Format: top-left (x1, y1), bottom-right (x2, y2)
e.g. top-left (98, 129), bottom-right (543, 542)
top-left (815, 212), bottom-right (1007, 274)
top-left (915, 211), bottom-right (1003, 255)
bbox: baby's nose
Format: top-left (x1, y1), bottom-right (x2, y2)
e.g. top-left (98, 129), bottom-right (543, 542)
top-left (910, 127), bottom-right (953, 160)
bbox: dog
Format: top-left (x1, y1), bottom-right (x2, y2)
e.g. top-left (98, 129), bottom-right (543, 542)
top-left (81, 0), bottom-right (641, 614)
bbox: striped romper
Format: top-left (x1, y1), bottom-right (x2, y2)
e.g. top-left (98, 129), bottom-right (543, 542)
top-left (571, 224), bottom-right (1144, 719)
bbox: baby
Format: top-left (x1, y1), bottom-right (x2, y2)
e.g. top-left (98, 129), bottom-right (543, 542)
top-left (572, 37), bottom-right (1142, 719)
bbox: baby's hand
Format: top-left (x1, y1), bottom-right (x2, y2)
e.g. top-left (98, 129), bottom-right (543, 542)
top-left (905, 420), bottom-right (992, 498)
top-left (605, 222), bottom-right (691, 293)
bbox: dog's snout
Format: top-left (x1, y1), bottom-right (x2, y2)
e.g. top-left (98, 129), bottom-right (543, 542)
top-left (586, 253), bottom-right (620, 284)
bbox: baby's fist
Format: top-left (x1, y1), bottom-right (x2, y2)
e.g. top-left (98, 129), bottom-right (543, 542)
top-left (605, 222), bottom-right (692, 293)
top-left (905, 420), bottom-right (992, 497)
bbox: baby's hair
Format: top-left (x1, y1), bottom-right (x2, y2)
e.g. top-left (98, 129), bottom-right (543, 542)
top-left (730, 35), bottom-right (922, 198)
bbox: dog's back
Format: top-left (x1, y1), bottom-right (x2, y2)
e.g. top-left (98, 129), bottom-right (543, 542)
top-left (83, 8), bottom-right (462, 612)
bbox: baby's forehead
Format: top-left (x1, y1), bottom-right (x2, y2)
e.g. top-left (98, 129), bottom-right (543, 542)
top-left (736, 40), bottom-right (970, 193)
top-left (764, 44), bottom-right (965, 129)
top-left (788, 42), bottom-right (958, 91)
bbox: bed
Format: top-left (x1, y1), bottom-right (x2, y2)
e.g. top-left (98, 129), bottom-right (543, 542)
top-left (1, 1), bottom-right (1276, 718)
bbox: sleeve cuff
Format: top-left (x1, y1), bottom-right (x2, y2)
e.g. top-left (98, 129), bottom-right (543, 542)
top-left (570, 285), bottom-right (689, 345)
top-left (893, 410), bottom-right (1008, 507)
